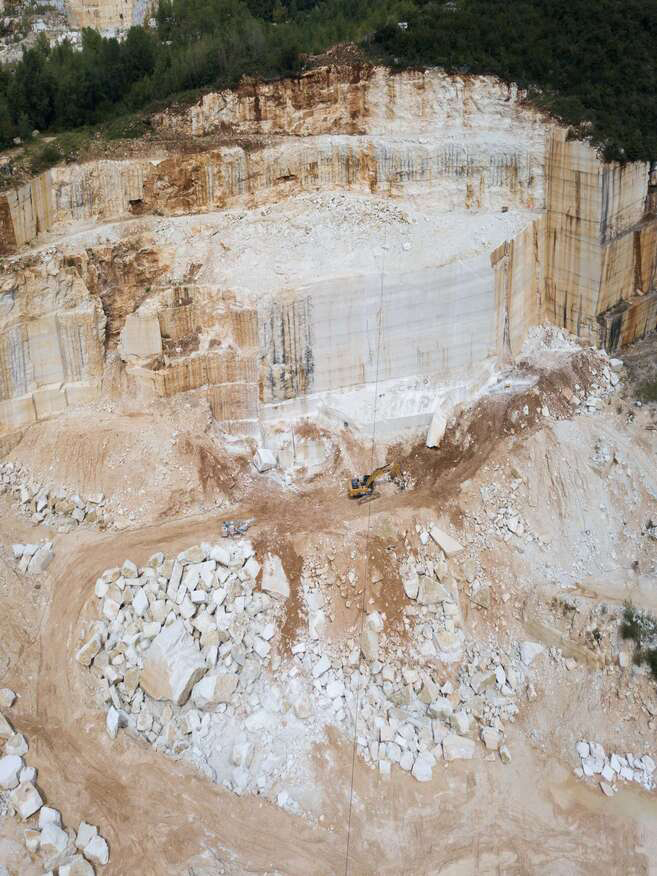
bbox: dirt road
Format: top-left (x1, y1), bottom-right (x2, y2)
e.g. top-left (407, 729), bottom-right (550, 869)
top-left (1, 492), bottom-right (653, 875)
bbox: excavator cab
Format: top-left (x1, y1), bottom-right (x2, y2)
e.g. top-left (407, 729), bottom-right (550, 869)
top-left (348, 462), bottom-right (400, 501)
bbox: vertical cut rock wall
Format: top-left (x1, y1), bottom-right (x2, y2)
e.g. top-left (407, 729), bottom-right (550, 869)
top-left (0, 68), bottom-right (656, 438)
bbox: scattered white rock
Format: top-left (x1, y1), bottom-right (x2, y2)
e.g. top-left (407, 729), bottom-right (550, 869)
top-left (10, 781), bottom-right (43, 819)
top-left (84, 833), bottom-right (110, 866)
top-left (480, 726), bottom-right (502, 751)
top-left (5, 733), bottom-right (28, 757)
top-left (428, 525), bottom-right (463, 558)
top-left (26, 542), bottom-right (54, 575)
top-left (59, 855), bottom-right (95, 876)
top-left (443, 735), bottom-right (475, 761)
top-left (253, 447), bottom-right (277, 472)
top-left (106, 707), bottom-right (120, 740)
top-left (0, 754), bottom-right (23, 790)
top-left (0, 712), bottom-right (13, 739)
top-left (520, 642), bottom-right (545, 666)
top-left (39, 822), bottom-right (69, 857)
top-left (75, 633), bottom-right (102, 667)
top-left (426, 409), bottom-right (447, 449)
top-left (75, 822), bottom-right (98, 850)
top-left (260, 554), bottom-right (290, 599)
top-left (38, 806), bottom-right (61, 829)
top-left (0, 689), bottom-right (16, 709)
top-left (191, 673), bottom-right (238, 709)
top-left (412, 753), bottom-right (434, 782)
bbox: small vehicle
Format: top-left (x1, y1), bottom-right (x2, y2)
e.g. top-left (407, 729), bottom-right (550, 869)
top-left (348, 462), bottom-right (400, 503)
top-left (222, 519), bottom-right (253, 537)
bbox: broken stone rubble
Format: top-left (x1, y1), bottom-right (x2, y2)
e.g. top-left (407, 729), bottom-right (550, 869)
top-left (574, 741), bottom-right (655, 793)
top-left (0, 705), bottom-right (111, 869)
top-left (77, 526), bottom-right (531, 808)
top-left (0, 461), bottom-right (108, 531)
top-left (10, 540), bottom-right (54, 576)
top-left (288, 532), bottom-right (523, 787)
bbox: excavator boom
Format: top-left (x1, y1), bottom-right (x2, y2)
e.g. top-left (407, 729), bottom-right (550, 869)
top-left (347, 462), bottom-right (400, 499)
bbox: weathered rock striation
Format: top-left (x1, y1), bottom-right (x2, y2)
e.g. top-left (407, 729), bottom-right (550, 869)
top-left (0, 66), bottom-right (655, 440)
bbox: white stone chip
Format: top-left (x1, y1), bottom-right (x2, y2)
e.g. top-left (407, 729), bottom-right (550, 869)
top-left (106, 706), bottom-right (120, 739)
top-left (0, 689), bottom-right (16, 709)
top-left (59, 855), bottom-right (95, 875)
top-left (260, 554), bottom-right (290, 599)
top-left (520, 641), bottom-right (545, 666)
top-left (39, 822), bottom-right (69, 857)
top-left (84, 834), bottom-right (110, 866)
top-left (76, 633), bottom-right (102, 667)
top-left (121, 559), bottom-right (138, 578)
top-left (27, 543), bottom-right (54, 575)
top-left (191, 673), bottom-right (238, 709)
top-left (38, 806), bottom-right (62, 828)
top-left (75, 822), bottom-right (98, 850)
top-left (442, 734), bottom-right (475, 761)
top-left (10, 781), bottom-right (43, 819)
top-left (428, 525), bottom-right (463, 557)
top-left (253, 447), bottom-right (277, 472)
top-left (0, 754), bottom-right (22, 789)
top-left (132, 588), bottom-right (149, 616)
top-left (4, 732), bottom-right (28, 756)
top-left (412, 753), bottom-right (434, 782)
top-left (0, 712), bottom-right (13, 739)
top-left (312, 656), bottom-right (331, 678)
top-left (140, 619), bottom-right (207, 706)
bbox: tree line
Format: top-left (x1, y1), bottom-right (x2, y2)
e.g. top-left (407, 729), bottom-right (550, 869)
top-left (0, 0), bottom-right (655, 163)
top-left (372, 0), bottom-right (657, 162)
top-left (0, 0), bottom-right (403, 147)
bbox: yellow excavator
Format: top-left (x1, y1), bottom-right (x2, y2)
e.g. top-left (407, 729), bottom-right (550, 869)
top-left (348, 462), bottom-right (400, 502)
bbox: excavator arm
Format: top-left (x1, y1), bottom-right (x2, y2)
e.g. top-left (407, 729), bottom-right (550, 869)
top-left (348, 462), bottom-right (400, 499)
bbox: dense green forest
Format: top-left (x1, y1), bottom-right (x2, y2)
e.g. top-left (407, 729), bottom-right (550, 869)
top-left (373, 0), bottom-right (657, 162)
top-left (0, 0), bottom-right (655, 163)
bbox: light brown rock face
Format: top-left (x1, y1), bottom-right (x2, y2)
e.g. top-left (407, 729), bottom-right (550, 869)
top-left (119, 313), bottom-right (162, 361)
top-left (0, 69), bottom-right (548, 254)
top-left (140, 620), bottom-right (207, 706)
top-left (0, 67), bottom-right (654, 442)
top-left (0, 255), bottom-right (105, 436)
top-left (66, 0), bottom-right (141, 30)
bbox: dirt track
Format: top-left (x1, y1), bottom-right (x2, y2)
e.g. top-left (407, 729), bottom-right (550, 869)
top-left (1, 481), bottom-right (655, 875)
top-left (2, 342), bottom-right (657, 873)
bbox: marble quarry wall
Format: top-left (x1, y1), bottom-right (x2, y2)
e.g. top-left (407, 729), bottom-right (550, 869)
top-left (543, 130), bottom-right (657, 345)
top-left (0, 68), bottom-right (549, 251)
top-left (0, 67), bottom-right (655, 438)
top-left (64, 0), bottom-right (147, 29)
top-left (0, 255), bottom-right (105, 436)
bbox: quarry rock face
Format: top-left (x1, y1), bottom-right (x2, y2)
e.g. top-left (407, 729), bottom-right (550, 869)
top-left (0, 66), bottom-right (655, 442)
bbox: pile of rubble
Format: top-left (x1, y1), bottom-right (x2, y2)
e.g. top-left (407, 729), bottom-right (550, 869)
top-left (77, 527), bottom-right (547, 808)
top-left (0, 462), bottom-right (108, 531)
top-left (289, 524), bottom-right (539, 784)
top-left (0, 689), bottom-right (109, 873)
top-left (575, 741), bottom-right (656, 795)
top-left (11, 541), bottom-right (54, 576)
top-left (77, 543), bottom-right (319, 801)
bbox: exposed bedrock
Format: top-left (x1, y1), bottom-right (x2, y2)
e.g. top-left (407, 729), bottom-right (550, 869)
top-left (0, 66), bottom-right (655, 439)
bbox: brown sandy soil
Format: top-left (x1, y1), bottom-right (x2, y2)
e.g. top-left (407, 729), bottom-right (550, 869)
top-left (2, 496), bottom-right (656, 875)
top-left (2, 342), bottom-right (657, 874)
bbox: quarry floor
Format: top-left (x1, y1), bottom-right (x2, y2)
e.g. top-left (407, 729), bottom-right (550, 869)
top-left (29, 192), bottom-right (536, 296)
top-left (1, 334), bottom-right (657, 874)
